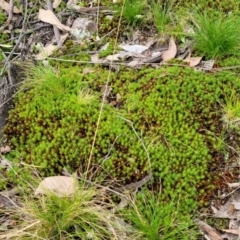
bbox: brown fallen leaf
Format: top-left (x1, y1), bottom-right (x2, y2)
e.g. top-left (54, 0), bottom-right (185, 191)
top-left (0, 0), bottom-right (20, 13)
top-left (223, 229), bottom-right (239, 235)
top-left (161, 36), bottom-right (177, 62)
top-left (196, 220), bottom-right (223, 240)
top-left (53, 0), bottom-right (62, 8)
top-left (0, 146), bottom-right (10, 153)
top-left (184, 56), bottom-right (202, 67)
top-left (35, 176), bottom-right (79, 197)
top-left (38, 9), bottom-right (71, 32)
top-left (227, 182), bottom-right (240, 188)
top-left (35, 44), bottom-right (57, 60)
top-left (35, 33), bottom-right (68, 60)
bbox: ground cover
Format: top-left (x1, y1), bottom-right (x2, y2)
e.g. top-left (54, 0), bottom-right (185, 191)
top-left (1, 0), bottom-right (240, 239)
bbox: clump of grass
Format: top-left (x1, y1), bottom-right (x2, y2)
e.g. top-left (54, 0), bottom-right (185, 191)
top-left (221, 89), bottom-right (240, 129)
top-left (122, 0), bottom-right (145, 26)
top-left (192, 12), bottom-right (240, 59)
top-left (151, 0), bottom-right (174, 33)
top-left (0, 174), bottom-right (135, 239)
top-left (122, 189), bottom-right (199, 240)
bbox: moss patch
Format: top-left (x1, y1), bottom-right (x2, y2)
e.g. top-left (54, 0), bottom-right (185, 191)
top-left (3, 60), bottom-right (240, 210)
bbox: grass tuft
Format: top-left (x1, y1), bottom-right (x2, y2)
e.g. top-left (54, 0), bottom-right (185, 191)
top-left (0, 175), bottom-right (135, 240)
top-left (122, 189), bottom-right (199, 240)
top-left (122, 0), bottom-right (145, 26)
top-left (192, 12), bottom-right (240, 59)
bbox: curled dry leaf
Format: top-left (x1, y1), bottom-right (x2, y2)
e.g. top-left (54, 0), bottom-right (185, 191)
top-left (119, 44), bottom-right (148, 54)
top-left (196, 220), bottom-right (223, 240)
top-left (184, 56), bottom-right (202, 67)
top-left (53, 0), bottom-right (62, 8)
top-left (161, 36), bottom-right (177, 62)
top-left (35, 44), bottom-right (57, 60)
top-left (223, 229), bottom-right (239, 235)
top-left (228, 182), bottom-right (240, 188)
top-left (0, 146), bottom-right (10, 153)
top-left (35, 176), bottom-right (79, 197)
top-left (35, 33), bottom-right (68, 60)
top-left (38, 9), bottom-right (71, 32)
top-left (0, 0), bottom-right (20, 13)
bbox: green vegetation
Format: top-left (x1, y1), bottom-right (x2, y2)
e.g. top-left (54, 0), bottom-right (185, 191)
top-left (192, 12), bottom-right (240, 59)
top-left (150, 0), bottom-right (175, 34)
top-left (0, 176), bottom-right (134, 239)
top-left (0, 10), bottom-right (6, 27)
top-left (123, 189), bottom-right (199, 240)
top-left (122, 0), bottom-right (145, 26)
top-left (3, 0), bottom-right (240, 238)
top-left (221, 89), bottom-right (240, 129)
top-left (4, 62), bottom-right (240, 211)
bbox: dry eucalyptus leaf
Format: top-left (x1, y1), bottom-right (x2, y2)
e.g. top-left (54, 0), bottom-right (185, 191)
top-left (38, 9), bottom-right (71, 31)
top-left (222, 229), bottom-right (240, 235)
top-left (221, 233), bottom-right (240, 240)
top-left (196, 220), bottom-right (223, 240)
top-left (106, 52), bottom-right (127, 61)
top-left (35, 33), bottom-right (68, 60)
top-left (119, 44), bottom-right (148, 54)
top-left (35, 176), bottom-right (79, 197)
top-left (53, 0), bottom-right (62, 8)
top-left (196, 59), bottom-right (215, 71)
top-left (99, 42), bottom-right (109, 51)
top-left (0, 0), bottom-right (20, 13)
top-left (228, 182), bottom-right (240, 188)
top-left (35, 44), bottom-right (57, 60)
top-left (213, 192), bottom-right (240, 219)
top-left (232, 201), bottom-right (240, 210)
top-left (184, 56), bottom-right (202, 67)
top-left (161, 36), bottom-right (177, 62)
top-left (67, 0), bottom-right (81, 11)
top-left (0, 146), bottom-right (10, 153)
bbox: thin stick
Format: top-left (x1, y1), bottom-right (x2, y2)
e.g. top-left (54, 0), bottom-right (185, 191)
top-left (46, 0), bottom-right (61, 47)
top-left (85, 0), bottom-right (126, 175)
top-left (7, 0), bottom-right (14, 23)
top-left (0, 0), bottom-right (29, 76)
top-left (117, 115), bottom-right (152, 172)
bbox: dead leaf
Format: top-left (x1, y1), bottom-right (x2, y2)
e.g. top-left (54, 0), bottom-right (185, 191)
top-left (232, 201), bottom-right (240, 210)
top-left (82, 68), bottom-right (95, 75)
top-left (106, 52), bottom-right (128, 61)
top-left (228, 182), bottom-right (240, 188)
top-left (223, 229), bottom-right (239, 235)
top-left (35, 44), bottom-right (57, 60)
top-left (221, 233), bottom-right (240, 240)
top-left (91, 54), bottom-right (100, 63)
top-left (53, 0), bottom-right (62, 8)
top-left (0, 0), bottom-right (20, 13)
top-left (196, 59), bottom-right (215, 71)
top-left (0, 146), bottom-right (10, 153)
top-left (116, 93), bottom-right (121, 102)
top-left (196, 220), bottom-right (223, 240)
top-left (35, 176), bottom-right (79, 197)
top-left (161, 36), bottom-right (177, 62)
top-left (99, 42), bottom-right (109, 51)
top-left (106, 51), bottom-right (144, 61)
top-left (184, 56), bottom-right (202, 67)
top-left (38, 9), bottom-right (71, 31)
top-left (35, 33), bottom-right (68, 60)
top-left (119, 44), bottom-right (148, 54)
top-left (213, 192), bottom-right (240, 220)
